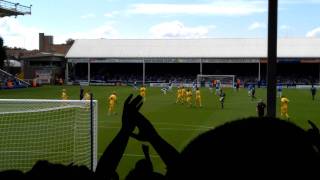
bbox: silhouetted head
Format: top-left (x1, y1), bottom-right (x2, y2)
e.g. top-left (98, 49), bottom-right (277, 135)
top-left (126, 159), bottom-right (164, 180)
top-left (26, 160), bottom-right (93, 179)
top-left (167, 117), bottom-right (320, 179)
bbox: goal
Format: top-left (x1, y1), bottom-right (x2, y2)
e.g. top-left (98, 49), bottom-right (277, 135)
top-left (197, 75), bottom-right (235, 88)
top-left (0, 99), bottom-right (98, 172)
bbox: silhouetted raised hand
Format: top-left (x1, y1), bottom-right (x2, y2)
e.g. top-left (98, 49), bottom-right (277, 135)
top-left (129, 107), bottom-right (179, 172)
top-left (95, 94), bottom-right (143, 180)
top-left (122, 94), bottom-right (143, 134)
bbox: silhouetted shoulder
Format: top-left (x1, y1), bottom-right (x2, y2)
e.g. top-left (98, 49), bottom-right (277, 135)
top-left (167, 117), bottom-right (320, 179)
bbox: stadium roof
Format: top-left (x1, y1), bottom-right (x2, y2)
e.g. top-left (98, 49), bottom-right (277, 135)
top-left (66, 38), bottom-right (320, 59)
top-left (0, 0), bottom-right (31, 17)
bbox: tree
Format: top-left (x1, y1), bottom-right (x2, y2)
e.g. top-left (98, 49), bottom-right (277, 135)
top-left (0, 37), bottom-right (7, 69)
top-left (66, 38), bottom-right (75, 45)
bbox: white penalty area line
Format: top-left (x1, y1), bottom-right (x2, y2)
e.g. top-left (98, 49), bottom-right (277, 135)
top-left (98, 153), bottom-right (160, 158)
top-left (99, 126), bottom-right (211, 132)
top-left (104, 120), bottom-right (214, 130)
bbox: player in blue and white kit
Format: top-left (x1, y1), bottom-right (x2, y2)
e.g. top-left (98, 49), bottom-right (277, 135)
top-left (248, 84), bottom-right (253, 96)
top-left (215, 80), bottom-right (221, 96)
top-left (161, 81), bottom-right (173, 94)
top-left (192, 81), bottom-right (197, 92)
top-left (133, 81), bottom-right (138, 90)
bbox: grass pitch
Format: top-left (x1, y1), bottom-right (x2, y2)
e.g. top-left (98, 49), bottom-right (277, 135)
top-left (0, 85), bottom-right (319, 178)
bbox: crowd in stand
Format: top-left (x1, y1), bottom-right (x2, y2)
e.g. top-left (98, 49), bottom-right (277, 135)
top-left (73, 73), bottom-right (319, 86)
top-left (0, 78), bottom-right (24, 89)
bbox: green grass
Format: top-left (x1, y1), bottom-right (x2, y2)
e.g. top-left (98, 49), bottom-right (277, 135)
top-left (0, 85), bottom-right (319, 178)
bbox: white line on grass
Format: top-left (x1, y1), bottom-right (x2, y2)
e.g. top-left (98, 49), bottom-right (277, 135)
top-left (98, 153), bottom-right (160, 158)
top-left (104, 121), bottom-right (214, 129)
top-left (99, 126), bottom-right (211, 131)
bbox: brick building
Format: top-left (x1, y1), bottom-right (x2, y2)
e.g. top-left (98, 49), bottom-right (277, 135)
top-left (21, 33), bottom-right (72, 84)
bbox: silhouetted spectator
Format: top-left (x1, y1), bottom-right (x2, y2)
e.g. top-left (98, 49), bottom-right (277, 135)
top-left (126, 145), bottom-right (164, 180)
top-left (94, 94), bottom-right (144, 180)
top-left (256, 99), bottom-right (266, 118)
top-left (167, 117), bottom-right (320, 179)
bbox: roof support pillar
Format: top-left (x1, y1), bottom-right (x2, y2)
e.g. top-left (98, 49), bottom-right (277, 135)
top-left (142, 60), bottom-right (145, 86)
top-left (200, 59), bottom-right (203, 75)
top-left (65, 61), bottom-right (69, 84)
top-left (267, 0), bottom-right (278, 118)
top-left (88, 61), bottom-right (91, 85)
top-left (258, 61), bottom-right (261, 81)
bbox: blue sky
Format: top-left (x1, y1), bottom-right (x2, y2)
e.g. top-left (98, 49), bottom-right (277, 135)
top-left (1, 0), bottom-right (320, 49)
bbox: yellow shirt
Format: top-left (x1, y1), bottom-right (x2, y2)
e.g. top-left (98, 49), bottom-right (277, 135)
top-left (140, 87), bottom-right (146, 96)
top-left (186, 91), bottom-right (192, 98)
top-left (83, 92), bottom-right (91, 100)
top-left (281, 97), bottom-right (289, 108)
top-left (177, 89), bottom-right (182, 97)
top-left (196, 90), bottom-right (201, 98)
top-left (61, 92), bottom-right (68, 100)
top-left (109, 94), bottom-right (117, 105)
top-left (181, 88), bottom-right (186, 97)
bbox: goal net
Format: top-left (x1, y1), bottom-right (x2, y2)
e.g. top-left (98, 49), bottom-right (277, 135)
top-left (197, 75), bottom-right (235, 88)
top-left (0, 99), bottom-right (98, 172)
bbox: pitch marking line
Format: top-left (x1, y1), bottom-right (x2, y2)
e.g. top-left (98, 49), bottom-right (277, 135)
top-left (103, 121), bottom-right (214, 129)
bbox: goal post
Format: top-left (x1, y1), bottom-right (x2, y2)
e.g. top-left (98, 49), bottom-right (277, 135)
top-left (0, 98), bottom-right (98, 172)
top-left (197, 74), bottom-right (235, 88)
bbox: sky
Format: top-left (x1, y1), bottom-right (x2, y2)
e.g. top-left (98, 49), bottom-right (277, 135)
top-left (1, 0), bottom-right (320, 50)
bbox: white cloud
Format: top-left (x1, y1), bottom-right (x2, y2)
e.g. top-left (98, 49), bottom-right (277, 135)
top-left (306, 27), bottom-right (320, 38)
top-left (128, 1), bottom-right (266, 16)
top-left (0, 17), bottom-right (119, 49)
top-left (0, 17), bottom-right (41, 50)
top-left (248, 22), bottom-right (266, 31)
top-left (149, 21), bottom-right (214, 38)
top-left (281, 0), bottom-right (320, 4)
top-left (280, 25), bottom-right (292, 30)
top-left (80, 13), bottom-right (96, 19)
top-left (55, 24), bottom-right (120, 44)
top-left (104, 11), bottom-right (120, 18)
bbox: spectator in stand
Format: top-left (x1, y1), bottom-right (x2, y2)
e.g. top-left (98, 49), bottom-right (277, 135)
top-left (7, 79), bottom-right (14, 89)
top-left (59, 77), bottom-right (64, 85)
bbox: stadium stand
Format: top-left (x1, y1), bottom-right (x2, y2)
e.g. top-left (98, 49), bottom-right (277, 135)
top-left (0, 68), bottom-right (30, 89)
top-left (66, 39), bottom-right (320, 87)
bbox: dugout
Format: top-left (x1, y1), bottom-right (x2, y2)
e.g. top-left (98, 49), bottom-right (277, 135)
top-left (21, 52), bottom-right (66, 84)
top-left (65, 38), bottom-right (320, 86)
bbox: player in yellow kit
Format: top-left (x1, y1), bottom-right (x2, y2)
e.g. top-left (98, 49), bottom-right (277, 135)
top-left (181, 86), bottom-right (186, 104)
top-left (186, 89), bottom-right (192, 107)
top-left (108, 92), bottom-right (117, 115)
top-left (280, 96), bottom-right (290, 120)
top-left (176, 87), bottom-right (182, 104)
top-left (61, 89), bottom-right (68, 100)
top-left (195, 87), bottom-right (202, 107)
top-left (83, 91), bottom-right (91, 100)
top-left (140, 86), bottom-right (146, 101)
